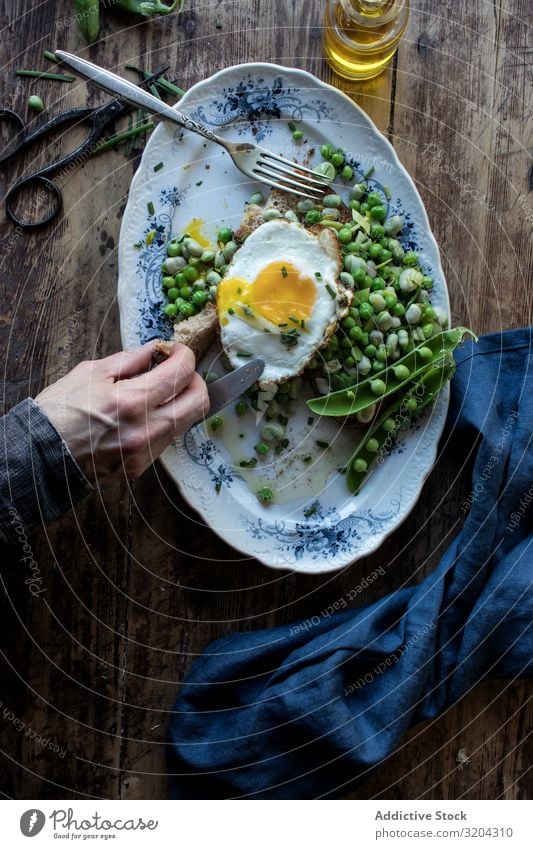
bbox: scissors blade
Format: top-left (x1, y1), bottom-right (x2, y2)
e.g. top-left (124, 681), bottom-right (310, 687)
top-left (193, 359), bottom-right (265, 427)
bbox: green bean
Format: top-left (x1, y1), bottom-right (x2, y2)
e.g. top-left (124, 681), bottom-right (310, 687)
top-left (306, 327), bottom-right (475, 417)
top-left (346, 355), bottom-right (456, 493)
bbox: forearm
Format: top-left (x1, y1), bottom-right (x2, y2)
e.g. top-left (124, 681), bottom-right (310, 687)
top-left (0, 398), bottom-right (92, 544)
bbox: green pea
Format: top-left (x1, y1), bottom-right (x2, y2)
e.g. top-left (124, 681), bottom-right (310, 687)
top-left (180, 285), bottom-right (192, 298)
top-left (235, 400), bottom-right (248, 416)
top-left (217, 227), bottom-right (233, 244)
top-left (167, 287), bottom-right (179, 301)
top-left (369, 204), bottom-right (387, 221)
top-left (223, 240), bottom-right (238, 261)
top-left (403, 251), bottom-right (419, 266)
top-left (359, 302), bottom-right (374, 320)
top-left (341, 164), bottom-right (353, 181)
top-left (376, 346), bottom-right (388, 363)
top-left (323, 194), bottom-right (342, 208)
top-left (373, 360), bottom-right (385, 372)
top-left (392, 301), bottom-right (405, 317)
top-left (340, 271), bottom-right (355, 288)
top-left (366, 192), bottom-right (382, 208)
top-left (28, 94), bottom-right (44, 112)
top-left (314, 161), bottom-right (336, 181)
top-left (255, 442), bottom-right (269, 455)
top-left (366, 438), bottom-right (380, 453)
top-left (350, 183), bottom-right (366, 200)
top-left (256, 486), bottom-right (274, 504)
top-left (359, 202), bottom-right (369, 214)
top-left (353, 267), bottom-right (367, 285)
top-left (163, 256), bottom-right (186, 275)
top-left (349, 325), bottom-right (364, 342)
top-left (393, 364), bottom-right (410, 380)
top-left (209, 414), bottom-right (224, 431)
top-left (167, 241), bottom-right (181, 257)
top-left (384, 294), bottom-right (397, 309)
top-left (261, 423), bottom-right (285, 441)
top-left (344, 356), bottom-right (355, 368)
top-left (384, 215), bottom-right (404, 236)
top-left (200, 249), bottom-right (216, 264)
top-left (174, 272), bottom-right (186, 287)
top-left (364, 344), bottom-right (377, 358)
top-left (371, 379), bottom-right (386, 396)
top-left (183, 265), bottom-right (199, 282)
top-left (370, 224), bottom-right (385, 239)
top-left (382, 418), bottom-right (396, 432)
top-left (423, 323), bottom-right (435, 338)
top-left (297, 198), bottom-right (315, 212)
top-left (422, 275), bottom-right (434, 289)
top-left (341, 316), bottom-right (356, 330)
top-left (249, 191), bottom-right (265, 205)
top-left (292, 129), bottom-right (304, 141)
top-left (331, 151), bottom-right (345, 169)
top-left (206, 270), bottom-right (222, 286)
top-left (338, 227), bottom-right (353, 244)
top-left (349, 200), bottom-right (360, 211)
top-left (321, 143), bottom-right (334, 159)
top-left (162, 276), bottom-right (175, 288)
top-left (369, 243), bottom-right (382, 259)
top-left (419, 346), bottom-right (433, 361)
top-left (183, 237), bottom-right (203, 257)
top-left (352, 458), bottom-right (368, 473)
top-left (164, 303), bottom-right (177, 317)
top-left (191, 291), bottom-right (207, 307)
top-left (305, 209), bottom-right (322, 224)
top-left (406, 398), bottom-right (418, 412)
top-left (179, 302), bottom-right (195, 318)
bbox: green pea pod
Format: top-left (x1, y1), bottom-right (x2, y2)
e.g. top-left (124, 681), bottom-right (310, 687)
top-left (307, 326), bottom-right (475, 417)
top-left (346, 354), bottom-right (456, 494)
top-left (115, 0), bottom-right (182, 16)
top-left (74, 0), bottom-right (100, 43)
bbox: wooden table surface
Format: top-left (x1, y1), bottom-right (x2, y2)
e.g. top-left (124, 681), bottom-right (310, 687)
top-left (1, 0), bottom-right (531, 800)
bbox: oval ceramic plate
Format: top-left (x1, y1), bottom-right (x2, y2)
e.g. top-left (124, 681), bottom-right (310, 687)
top-left (118, 63), bottom-right (450, 574)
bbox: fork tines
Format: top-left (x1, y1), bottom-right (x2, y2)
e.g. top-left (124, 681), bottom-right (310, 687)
top-left (255, 151), bottom-right (330, 199)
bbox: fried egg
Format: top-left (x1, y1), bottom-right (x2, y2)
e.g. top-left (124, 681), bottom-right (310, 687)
top-left (216, 220), bottom-right (350, 385)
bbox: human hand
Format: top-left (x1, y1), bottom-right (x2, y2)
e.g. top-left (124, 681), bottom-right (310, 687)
top-left (35, 342), bottom-right (209, 483)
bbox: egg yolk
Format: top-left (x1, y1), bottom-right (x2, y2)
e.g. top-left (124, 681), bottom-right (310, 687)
top-left (217, 261), bottom-right (317, 327)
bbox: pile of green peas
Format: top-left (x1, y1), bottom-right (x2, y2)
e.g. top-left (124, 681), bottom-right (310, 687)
top-left (278, 144), bottom-right (449, 397)
top-left (161, 225), bottom-right (238, 321)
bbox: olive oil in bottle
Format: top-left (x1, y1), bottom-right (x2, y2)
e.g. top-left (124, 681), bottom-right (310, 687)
top-left (323, 0), bottom-right (410, 81)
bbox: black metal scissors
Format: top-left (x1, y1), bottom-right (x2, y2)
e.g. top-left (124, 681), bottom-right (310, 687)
top-left (0, 67), bottom-right (168, 231)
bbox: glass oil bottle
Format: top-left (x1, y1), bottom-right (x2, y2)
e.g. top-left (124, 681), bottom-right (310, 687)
top-left (323, 0), bottom-right (410, 81)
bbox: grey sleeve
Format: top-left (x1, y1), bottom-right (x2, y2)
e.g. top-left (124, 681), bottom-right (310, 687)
top-left (0, 397), bottom-right (93, 544)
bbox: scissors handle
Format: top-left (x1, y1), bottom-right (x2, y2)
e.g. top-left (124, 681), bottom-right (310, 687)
top-left (5, 174), bottom-right (62, 230)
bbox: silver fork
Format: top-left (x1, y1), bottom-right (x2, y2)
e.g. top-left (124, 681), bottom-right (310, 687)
top-left (56, 51), bottom-right (329, 200)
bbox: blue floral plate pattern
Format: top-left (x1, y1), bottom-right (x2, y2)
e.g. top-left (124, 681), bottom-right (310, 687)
top-left (118, 63), bottom-right (450, 574)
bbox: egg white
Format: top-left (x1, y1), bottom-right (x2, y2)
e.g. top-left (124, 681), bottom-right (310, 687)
top-left (217, 220), bottom-right (350, 385)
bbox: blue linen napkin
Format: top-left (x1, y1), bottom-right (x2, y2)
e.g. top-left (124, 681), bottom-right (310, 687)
top-left (167, 328), bottom-right (533, 799)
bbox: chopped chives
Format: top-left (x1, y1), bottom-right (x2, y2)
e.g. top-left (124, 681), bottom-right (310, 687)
top-left (236, 350), bottom-right (252, 357)
top-left (281, 266), bottom-right (288, 278)
top-left (307, 417), bottom-right (314, 425)
top-left (316, 439), bottom-right (330, 448)
top-left (156, 77), bottom-right (185, 98)
top-left (43, 50), bottom-right (60, 64)
top-left (288, 121), bottom-right (296, 132)
top-left (243, 306), bottom-right (254, 316)
top-left (133, 242), bottom-right (142, 249)
top-left (227, 307), bottom-right (235, 315)
top-left (325, 283), bottom-right (336, 299)
top-left (15, 69), bottom-right (75, 82)
top-left (147, 201), bottom-right (155, 216)
top-left (289, 315), bottom-right (299, 324)
top-left (278, 323), bottom-right (288, 327)
top-left (154, 162), bottom-right (164, 172)
top-left (300, 319), bottom-right (306, 329)
top-left (90, 121), bottom-right (155, 155)
top-left (195, 180), bottom-right (203, 186)
top-left (315, 271), bottom-right (322, 279)
top-left (364, 165), bottom-right (375, 179)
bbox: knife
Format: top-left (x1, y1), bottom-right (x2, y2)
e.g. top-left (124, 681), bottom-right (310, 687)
top-left (193, 358), bottom-right (265, 426)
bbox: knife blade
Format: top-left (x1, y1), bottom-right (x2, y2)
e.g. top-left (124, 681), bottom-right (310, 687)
top-left (193, 358), bottom-right (265, 426)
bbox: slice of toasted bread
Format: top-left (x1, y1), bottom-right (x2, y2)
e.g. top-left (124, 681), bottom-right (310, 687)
top-left (154, 302), bottom-right (218, 363)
